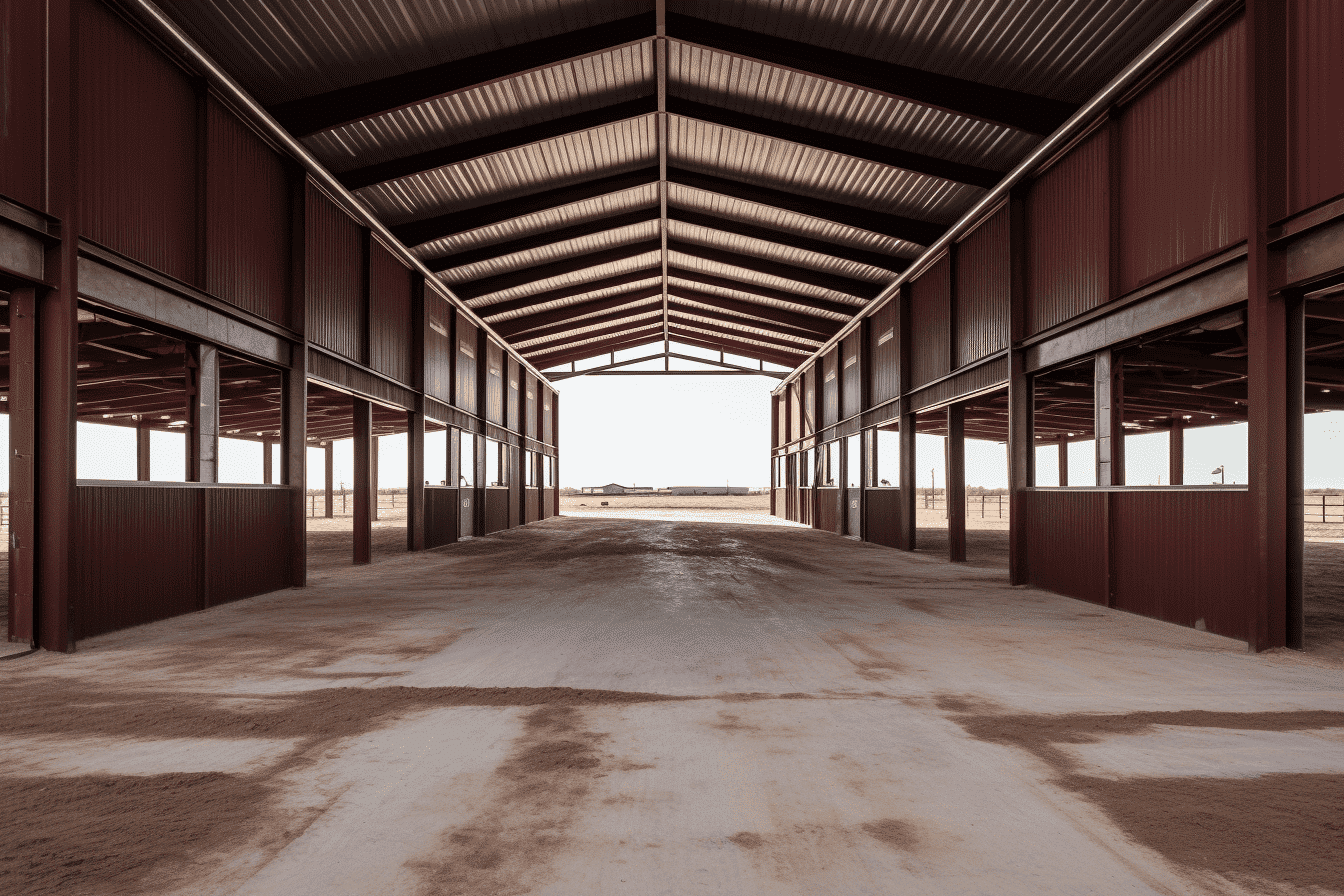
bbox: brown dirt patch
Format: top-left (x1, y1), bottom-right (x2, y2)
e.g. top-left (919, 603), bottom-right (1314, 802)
top-left (942, 699), bottom-right (1344, 891)
top-left (860, 818), bottom-right (920, 852)
top-left (729, 832), bottom-right (764, 849)
top-left (820, 630), bottom-right (906, 681)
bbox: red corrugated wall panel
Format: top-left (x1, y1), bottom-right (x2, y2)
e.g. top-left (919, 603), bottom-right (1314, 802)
top-left (868, 299), bottom-right (899, 406)
top-left (507, 358), bottom-right (521, 432)
top-left (0, 0), bottom-right (47, 210)
top-left (78, 0), bottom-right (198, 285)
top-left (821, 347), bottom-right (840, 427)
top-left (369, 240), bottom-right (413, 384)
top-left (909, 255), bottom-right (952, 388)
top-left (1027, 130), bottom-right (1110, 335)
top-left (841, 332), bottom-right (862, 419)
top-left (542, 387), bottom-right (554, 445)
top-left (425, 292), bottom-right (453, 405)
top-left (425, 487), bottom-right (460, 548)
top-left (527, 487), bottom-right (540, 523)
top-left (485, 488), bottom-right (509, 533)
top-left (207, 487), bottom-right (291, 606)
top-left (1289, 0), bottom-right (1344, 215)
top-left (456, 313), bottom-right (478, 414)
top-left (1110, 490), bottom-right (1251, 641)
top-left (1119, 17), bottom-right (1248, 293)
top-left (864, 488), bottom-right (902, 549)
top-left (306, 186), bottom-right (366, 361)
top-left (955, 207), bottom-right (1011, 367)
top-left (206, 98), bottom-right (292, 327)
top-left (485, 341), bottom-right (505, 425)
top-left (73, 485), bottom-right (202, 639)
top-left (817, 488), bottom-right (841, 533)
top-left (1023, 489), bottom-right (1108, 605)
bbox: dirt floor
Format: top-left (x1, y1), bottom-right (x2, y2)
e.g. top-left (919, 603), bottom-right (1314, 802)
top-left (3, 513), bottom-right (1344, 895)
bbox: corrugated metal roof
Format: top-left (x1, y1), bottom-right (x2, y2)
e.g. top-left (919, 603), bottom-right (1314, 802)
top-left (515, 308), bottom-right (664, 350)
top-left (666, 219), bottom-right (896, 284)
top-left (481, 275), bottom-right (664, 323)
top-left (665, 275), bottom-right (852, 322)
top-left (668, 41), bottom-right (1036, 171)
top-left (673, 0), bottom-right (1188, 103)
top-left (670, 309), bottom-right (823, 347)
top-left (464, 248), bottom-right (663, 307)
top-left (358, 117), bottom-right (657, 224)
top-left (309, 42), bottom-right (654, 171)
top-left (669, 249), bottom-right (867, 307)
top-left (522, 320), bottom-right (662, 355)
top-left (439, 219), bottom-right (660, 284)
top-left (157, 0), bottom-right (652, 105)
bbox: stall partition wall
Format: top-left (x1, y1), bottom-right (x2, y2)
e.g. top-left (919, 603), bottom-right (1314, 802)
top-left (770, 4), bottom-right (1344, 649)
top-left (0, 0), bottom-right (560, 649)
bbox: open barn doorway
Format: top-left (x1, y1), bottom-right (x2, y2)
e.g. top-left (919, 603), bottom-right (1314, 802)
top-left (1303, 283), bottom-right (1344, 660)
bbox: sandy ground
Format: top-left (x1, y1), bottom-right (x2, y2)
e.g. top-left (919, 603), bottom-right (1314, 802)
top-left (4, 514), bottom-right (1344, 895)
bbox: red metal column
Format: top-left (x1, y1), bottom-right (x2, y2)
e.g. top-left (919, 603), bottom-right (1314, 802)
top-left (186, 344), bottom-right (219, 483)
top-left (353, 398), bottom-right (373, 564)
top-left (262, 438), bottom-right (273, 485)
top-left (1168, 419), bottom-right (1184, 486)
top-left (8, 287), bottom-right (36, 646)
top-left (1246, 0), bottom-right (1294, 651)
top-left (947, 403), bottom-right (966, 562)
top-left (370, 435), bottom-right (379, 521)
top-left (324, 441), bottom-right (334, 518)
top-left (552, 392), bottom-right (561, 516)
top-left (897, 412), bottom-right (916, 550)
top-left (1057, 435), bottom-right (1069, 487)
top-left (1007, 189), bottom-right (1032, 585)
top-left (283, 364), bottom-right (307, 586)
top-left (408, 410), bottom-right (425, 551)
top-left (137, 421), bottom-right (152, 481)
top-left (36, 0), bottom-right (77, 650)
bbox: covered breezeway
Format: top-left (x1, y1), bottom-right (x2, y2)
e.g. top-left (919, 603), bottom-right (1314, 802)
top-left (4, 515), bottom-right (1344, 896)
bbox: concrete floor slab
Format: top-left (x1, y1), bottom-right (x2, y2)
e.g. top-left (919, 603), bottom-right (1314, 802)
top-left (4, 515), bottom-right (1344, 896)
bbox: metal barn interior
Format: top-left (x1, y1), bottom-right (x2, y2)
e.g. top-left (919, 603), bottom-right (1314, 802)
top-left (2, 0), bottom-right (1342, 658)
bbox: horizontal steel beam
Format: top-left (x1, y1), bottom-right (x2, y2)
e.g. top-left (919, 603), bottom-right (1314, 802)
top-left (668, 207), bottom-right (908, 272)
top-left (427, 208), bottom-right (660, 273)
top-left (666, 304), bottom-right (828, 345)
top-left (451, 240), bottom-right (662, 300)
top-left (667, 288), bottom-right (842, 336)
top-left (489, 288), bottom-right (664, 337)
top-left (668, 239), bottom-right (882, 298)
top-left (497, 301), bottom-right (662, 344)
top-left (667, 313), bottom-right (820, 351)
top-left (469, 268), bottom-right (662, 317)
top-left (669, 267), bottom-right (861, 317)
top-left (527, 327), bottom-right (666, 367)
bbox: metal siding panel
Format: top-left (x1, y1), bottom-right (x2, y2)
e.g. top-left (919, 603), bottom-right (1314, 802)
top-left (78, 0), bottom-right (199, 285)
top-left (1026, 129), bottom-right (1110, 334)
top-left (424, 487), bottom-right (460, 548)
top-left (525, 373), bottom-right (538, 439)
top-left (542, 486), bottom-right (556, 518)
top-left (1110, 490), bottom-right (1251, 641)
top-left (864, 488), bottom-right (902, 548)
top-left (425, 292), bottom-right (453, 403)
top-left (206, 97), bottom-right (292, 327)
top-left (955, 206), bottom-right (1011, 367)
top-left (541, 387), bottom-right (554, 445)
top-left (868, 299), bottom-right (899, 405)
top-left (817, 487), bottom-right (841, 533)
top-left (485, 488), bottom-right (510, 533)
top-left (486, 340), bottom-right (505, 425)
top-left (369, 240), bottom-right (414, 383)
top-left (1119, 17), bottom-right (1248, 293)
top-left (72, 485), bottom-right (202, 639)
top-left (909, 254), bottom-right (951, 388)
top-left (0, 0), bottom-right (47, 210)
top-left (802, 366), bottom-right (817, 436)
top-left (207, 487), bottom-right (291, 606)
top-left (526, 487), bottom-right (541, 523)
top-left (1288, 0), bottom-right (1344, 215)
top-left (821, 347), bottom-right (840, 427)
top-left (1023, 489), bottom-right (1108, 605)
top-left (507, 357), bottom-right (521, 432)
top-left (841, 332), bottom-right (862, 419)
top-left (306, 185), bottom-right (366, 360)
top-left (455, 313), bottom-right (478, 413)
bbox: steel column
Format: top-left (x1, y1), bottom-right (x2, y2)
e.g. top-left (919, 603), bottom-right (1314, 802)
top-left (1095, 348), bottom-right (1124, 487)
top-left (353, 399), bottom-right (373, 564)
top-left (283, 364), bottom-right (307, 586)
top-left (8, 288), bottom-right (36, 646)
top-left (898, 412), bottom-right (917, 551)
top-left (1007, 189), bottom-right (1032, 586)
top-left (137, 421), bottom-right (152, 481)
top-left (1168, 419), bottom-right (1184, 486)
top-left (324, 441), bottom-right (334, 518)
top-left (371, 435), bottom-right (379, 521)
top-left (1057, 435), bottom-right (1069, 487)
top-left (186, 344), bottom-right (219, 483)
top-left (408, 410), bottom-right (425, 551)
top-left (1246, 0), bottom-right (1293, 651)
top-left (262, 438), bottom-right (273, 484)
top-left (947, 403), bottom-right (966, 562)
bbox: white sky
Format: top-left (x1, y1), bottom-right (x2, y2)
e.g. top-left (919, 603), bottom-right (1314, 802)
top-left (11, 364), bottom-right (1344, 491)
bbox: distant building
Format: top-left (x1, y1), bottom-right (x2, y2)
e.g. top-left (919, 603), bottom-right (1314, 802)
top-left (668, 486), bottom-right (750, 496)
top-left (580, 483), bottom-right (656, 495)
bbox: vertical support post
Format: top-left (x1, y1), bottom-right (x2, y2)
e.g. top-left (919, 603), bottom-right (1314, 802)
top-left (407, 410), bottom-right (425, 551)
top-left (8, 288), bottom-right (37, 645)
top-left (353, 398), bottom-right (373, 564)
top-left (368, 432), bottom-right (379, 521)
top-left (1168, 419), bottom-right (1185, 486)
top-left (1007, 188), bottom-right (1033, 586)
top-left (552, 392), bottom-right (561, 516)
top-left (137, 420), bottom-right (152, 481)
top-left (898, 412), bottom-right (917, 551)
top-left (262, 438), bottom-right (273, 485)
top-left (36, 0), bottom-right (78, 651)
top-left (324, 441), bottom-right (334, 518)
top-left (1246, 0), bottom-right (1294, 651)
top-left (1095, 348), bottom-right (1124, 487)
top-left (286, 168), bottom-right (309, 587)
top-left (947, 403), bottom-right (966, 562)
top-left (1057, 435), bottom-right (1069, 487)
top-left (186, 344), bottom-right (219, 483)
